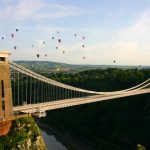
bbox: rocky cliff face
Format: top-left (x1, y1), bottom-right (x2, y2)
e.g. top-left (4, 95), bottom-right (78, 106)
top-left (0, 117), bottom-right (47, 150)
top-left (0, 120), bottom-right (12, 136)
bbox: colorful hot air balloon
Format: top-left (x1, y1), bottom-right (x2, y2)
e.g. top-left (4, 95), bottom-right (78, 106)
top-left (14, 46), bottom-right (17, 50)
top-left (11, 34), bottom-right (14, 38)
top-left (58, 39), bottom-right (61, 43)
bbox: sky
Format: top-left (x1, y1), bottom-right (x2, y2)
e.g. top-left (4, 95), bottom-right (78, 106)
top-left (0, 0), bottom-right (150, 65)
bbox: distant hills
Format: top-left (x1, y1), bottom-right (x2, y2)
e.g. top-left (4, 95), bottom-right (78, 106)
top-left (15, 61), bottom-right (150, 73)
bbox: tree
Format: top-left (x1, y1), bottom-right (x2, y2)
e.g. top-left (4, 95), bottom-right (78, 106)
top-left (137, 144), bottom-right (146, 150)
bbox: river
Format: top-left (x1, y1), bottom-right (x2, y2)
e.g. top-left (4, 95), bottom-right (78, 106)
top-left (37, 121), bottom-right (90, 150)
top-left (40, 129), bottom-right (68, 150)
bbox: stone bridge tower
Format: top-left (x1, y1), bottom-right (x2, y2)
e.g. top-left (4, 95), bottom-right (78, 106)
top-left (0, 51), bottom-right (13, 136)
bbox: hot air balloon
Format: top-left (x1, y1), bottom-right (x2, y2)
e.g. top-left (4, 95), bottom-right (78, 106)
top-left (83, 57), bottom-right (85, 59)
top-left (11, 34), bottom-right (14, 38)
top-left (57, 31), bottom-right (59, 34)
top-left (63, 51), bottom-right (65, 54)
top-left (37, 54), bottom-right (40, 57)
top-left (74, 34), bottom-right (77, 36)
top-left (58, 39), bottom-right (61, 43)
top-left (16, 29), bottom-right (19, 32)
top-left (83, 36), bottom-right (85, 40)
top-left (32, 45), bottom-right (34, 47)
top-left (2, 37), bottom-right (4, 40)
top-left (52, 37), bottom-right (54, 40)
top-left (45, 54), bottom-right (47, 57)
top-left (14, 46), bottom-right (17, 50)
top-left (82, 44), bottom-right (85, 48)
top-left (43, 41), bottom-right (45, 44)
top-left (56, 46), bottom-right (58, 49)
top-left (113, 60), bottom-right (116, 63)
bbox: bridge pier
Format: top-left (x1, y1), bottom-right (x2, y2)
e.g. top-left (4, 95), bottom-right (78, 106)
top-left (0, 51), bottom-right (13, 136)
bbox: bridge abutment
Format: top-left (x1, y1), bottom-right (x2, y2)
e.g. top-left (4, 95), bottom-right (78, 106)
top-left (0, 51), bottom-right (13, 136)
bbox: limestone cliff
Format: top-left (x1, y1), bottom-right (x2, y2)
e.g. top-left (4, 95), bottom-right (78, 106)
top-left (0, 117), bottom-right (47, 150)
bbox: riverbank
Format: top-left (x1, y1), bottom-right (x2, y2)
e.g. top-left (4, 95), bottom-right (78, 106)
top-left (36, 119), bottom-right (93, 150)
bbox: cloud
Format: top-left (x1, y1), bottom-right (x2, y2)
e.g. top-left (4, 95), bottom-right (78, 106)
top-left (118, 9), bottom-right (150, 42)
top-left (0, 0), bottom-right (86, 22)
top-left (66, 9), bottom-right (150, 65)
top-left (0, 0), bottom-right (41, 20)
top-left (107, 8), bottom-right (125, 20)
top-left (36, 40), bottom-right (45, 48)
top-left (34, 4), bottom-right (86, 19)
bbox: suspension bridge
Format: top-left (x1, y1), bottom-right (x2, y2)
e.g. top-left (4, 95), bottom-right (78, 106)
top-left (0, 51), bottom-right (150, 135)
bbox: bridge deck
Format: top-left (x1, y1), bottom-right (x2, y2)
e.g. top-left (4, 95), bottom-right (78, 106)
top-left (13, 89), bottom-right (150, 114)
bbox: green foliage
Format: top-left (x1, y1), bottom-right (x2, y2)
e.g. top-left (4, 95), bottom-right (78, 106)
top-left (46, 68), bottom-right (149, 92)
top-left (0, 117), bottom-right (46, 150)
top-left (137, 144), bottom-right (146, 150)
top-left (41, 68), bottom-right (150, 150)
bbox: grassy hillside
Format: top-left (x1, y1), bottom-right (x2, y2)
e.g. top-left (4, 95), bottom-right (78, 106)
top-left (14, 61), bottom-right (150, 74)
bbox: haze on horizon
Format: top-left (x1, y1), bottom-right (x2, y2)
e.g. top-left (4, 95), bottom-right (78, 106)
top-left (0, 0), bottom-right (150, 66)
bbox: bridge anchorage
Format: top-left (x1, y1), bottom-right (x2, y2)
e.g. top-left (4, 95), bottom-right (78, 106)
top-left (0, 51), bottom-right (150, 136)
